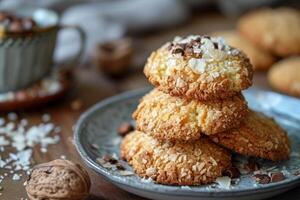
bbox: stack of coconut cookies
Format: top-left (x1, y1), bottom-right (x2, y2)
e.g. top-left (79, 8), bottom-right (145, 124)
top-left (120, 35), bottom-right (291, 186)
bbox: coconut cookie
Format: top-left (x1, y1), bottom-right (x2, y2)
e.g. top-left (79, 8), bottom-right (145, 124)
top-left (238, 8), bottom-right (300, 57)
top-left (268, 57), bottom-right (300, 97)
top-left (144, 35), bottom-right (253, 101)
top-left (212, 31), bottom-right (276, 70)
top-left (210, 110), bottom-right (290, 161)
top-left (121, 131), bottom-right (231, 185)
top-left (133, 89), bottom-right (248, 141)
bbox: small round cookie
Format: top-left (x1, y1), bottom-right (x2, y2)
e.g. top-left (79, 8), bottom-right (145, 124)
top-left (210, 110), bottom-right (290, 161)
top-left (144, 35), bottom-right (253, 101)
top-left (212, 31), bottom-right (276, 70)
top-left (121, 130), bottom-right (231, 185)
top-left (133, 89), bottom-right (248, 141)
top-left (268, 57), bottom-right (300, 97)
top-left (238, 8), bottom-right (300, 57)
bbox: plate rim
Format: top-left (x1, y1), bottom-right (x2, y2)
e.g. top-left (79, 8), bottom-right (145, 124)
top-left (74, 87), bottom-right (300, 197)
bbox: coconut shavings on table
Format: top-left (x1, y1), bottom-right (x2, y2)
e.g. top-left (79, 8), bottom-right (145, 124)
top-left (0, 112), bottom-right (61, 195)
top-left (0, 73), bottom-right (63, 103)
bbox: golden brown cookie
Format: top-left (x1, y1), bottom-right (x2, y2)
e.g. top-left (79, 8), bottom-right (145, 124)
top-left (133, 89), bottom-right (248, 141)
top-left (212, 31), bottom-right (276, 70)
top-left (238, 8), bottom-right (300, 57)
top-left (121, 130), bottom-right (231, 185)
top-left (268, 57), bottom-right (300, 97)
top-left (144, 35), bottom-right (253, 101)
top-left (210, 110), bottom-right (290, 161)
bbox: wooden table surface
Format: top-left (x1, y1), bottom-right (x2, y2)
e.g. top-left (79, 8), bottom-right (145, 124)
top-left (2, 12), bottom-right (300, 200)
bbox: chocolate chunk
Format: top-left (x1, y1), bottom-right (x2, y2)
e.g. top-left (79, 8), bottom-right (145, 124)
top-left (223, 167), bottom-right (241, 179)
top-left (194, 52), bottom-right (202, 58)
top-left (194, 37), bottom-right (201, 43)
top-left (178, 43), bottom-right (186, 49)
top-left (245, 158), bottom-right (260, 172)
top-left (184, 47), bottom-right (193, 57)
top-left (253, 174), bottom-right (270, 184)
top-left (185, 42), bottom-right (193, 48)
top-left (213, 42), bottom-right (218, 49)
top-left (172, 47), bottom-right (184, 55)
top-left (167, 43), bottom-right (174, 51)
top-left (103, 154), bottom-right (118, 164)
top-left (117, 122), bottom-right (134, 137)
top-left (116, 163), bottom-right (125, 171)
top-left (270, 172), bottom-right (285, 183)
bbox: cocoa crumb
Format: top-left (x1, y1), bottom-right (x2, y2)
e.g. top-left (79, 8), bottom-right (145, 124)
top-left (117, 122), bottom-right (134, 137)
top-left (253, 174), bottom-right (270, 184)
top-left (270, 172), bottom-right (285, 183)
top-left (103, 154), bottom-right (118, 164)
top-left (116, 163), bottom-right (125, 171)
top-left (245, 158), bottom-right (260, 172)
top-left (223, 166), bottom-right (240, 179)
top-left (293, 171), bottom-right (300, 176)
top-left (191, 37), bottom-right (201, 44)
top-left (213, 42), bottom-right (218, 49)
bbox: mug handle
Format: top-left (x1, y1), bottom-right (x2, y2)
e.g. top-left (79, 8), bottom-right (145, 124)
top-left (57, 25), bottom-right (86, 70)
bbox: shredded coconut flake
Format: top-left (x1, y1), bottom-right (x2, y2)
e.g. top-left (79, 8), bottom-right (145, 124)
top-left (0, 113), bottom-right (61, 188)
top-left (216, 176), bottom-right (231, 189)
top-left (188, 58), bottom-right (206, 73)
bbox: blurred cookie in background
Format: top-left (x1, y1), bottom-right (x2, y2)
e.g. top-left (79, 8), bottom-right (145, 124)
top-left (212, 30), bottom-right (276, 70)
top-left (268, 57), bottom-right (300, 97)
top-left (238, 7), bottom-right (300, 57)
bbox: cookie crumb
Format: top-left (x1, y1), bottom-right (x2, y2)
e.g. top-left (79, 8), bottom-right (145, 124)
top-left (252, 174), bottom-right (270, 184)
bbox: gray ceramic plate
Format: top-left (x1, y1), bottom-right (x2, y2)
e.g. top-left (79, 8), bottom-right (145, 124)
top-left (74, 88), bottom-right (300, 200)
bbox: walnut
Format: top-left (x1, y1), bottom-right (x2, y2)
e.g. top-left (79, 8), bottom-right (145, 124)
top-left (25, 159), bottom-right (91, 200)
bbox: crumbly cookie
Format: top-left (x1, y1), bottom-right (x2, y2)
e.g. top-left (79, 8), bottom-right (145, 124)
top-left (212, 31), bottom-right (276, 70)
top-left (268, 57), bottom-right (300, 97)
top-left (144, 35), bottom-right (253, 101)
top-left (133, 89), bottom-right (248, 141)
top-left (210, 110), bottom-right (290, 161)
top-left (120, 130), bottom-right (231, 185)
top-left (238, 8), bottom-right (300, 57)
